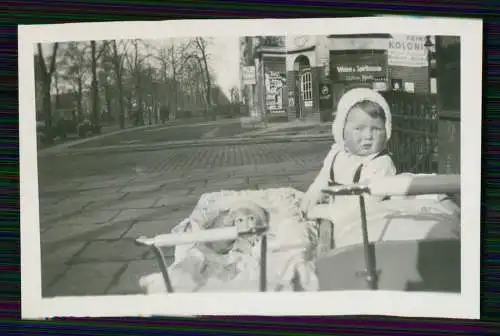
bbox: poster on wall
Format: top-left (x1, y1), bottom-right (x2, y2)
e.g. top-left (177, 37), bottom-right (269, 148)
top-left (388, 35), bottom-right (433, 67)
top-left (264, 70), bottom-right (287, 113)
top-left (288, 91), bottom-right (295, 107)
top-left (319, 83), bottom-right (333, 109)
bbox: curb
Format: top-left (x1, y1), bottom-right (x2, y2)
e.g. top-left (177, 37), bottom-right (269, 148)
top-left (37, 119), bottom-right (242, 157)
top-left (42, 134), bottom-right (333, 157)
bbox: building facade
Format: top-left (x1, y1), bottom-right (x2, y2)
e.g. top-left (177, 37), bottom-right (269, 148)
top-left (284, 34), bottom-right (435, 120)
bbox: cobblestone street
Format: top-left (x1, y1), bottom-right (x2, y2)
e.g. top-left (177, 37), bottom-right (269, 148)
top-left (38, 141), bottom-right (331, 297)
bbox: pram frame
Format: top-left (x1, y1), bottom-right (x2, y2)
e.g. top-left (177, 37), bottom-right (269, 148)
top-left (136, 174), bottom-right (461, 294)
top-left (135, 223), bottom-right (270, 293)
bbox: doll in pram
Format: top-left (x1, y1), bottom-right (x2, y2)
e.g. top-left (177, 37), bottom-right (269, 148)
top-left (136, 173), bottom-right (461, 294)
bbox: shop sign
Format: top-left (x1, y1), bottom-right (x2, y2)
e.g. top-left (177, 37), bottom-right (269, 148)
top-left (242, 66), bottom-right (256, 85)
top-left (334, 64), bottom-right (385, 82)
top-left (388, 35), bottom-right (429, 67)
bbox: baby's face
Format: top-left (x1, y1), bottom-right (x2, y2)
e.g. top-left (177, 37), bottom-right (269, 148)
top-left (343, 107), bottom-right (386, 156)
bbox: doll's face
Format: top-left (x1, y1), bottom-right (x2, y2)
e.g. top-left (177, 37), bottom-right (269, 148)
top-left (203, 205), bottom-right (269, 254)
top-left (232, 207), bottom-right (267, 232)
top-left (343, 106), bottom-right (387, 156)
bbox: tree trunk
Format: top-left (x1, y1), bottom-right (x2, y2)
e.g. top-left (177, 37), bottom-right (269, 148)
top-left (77, 77), bottom-right (83, 122)
top-left (199, 49), bottom-right (213, 121)
top-left (104, 83), bottom-right (112, 122)
top-left (112, 40), bottom-right (126, 129)
top-left (117, 75), bottom-right (125, 129)
top-left (37, 42), bottom-right (59, 144)
top-left (91, 40), bottom-right (100, 133)
top-left (172, 68), bottom-right (177, 121)
top-left (54, 72), bottom-right (60, 112)
top-left (42, 76), bottom-right (53, 141)
top-left (148, 67), bottom-right (153, 125)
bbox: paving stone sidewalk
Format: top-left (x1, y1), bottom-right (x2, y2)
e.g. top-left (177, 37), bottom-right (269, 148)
top-left (40, 158), bottom-right (321, 297)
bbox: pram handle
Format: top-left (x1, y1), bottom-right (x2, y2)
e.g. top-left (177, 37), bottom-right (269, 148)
top-left (136, 227), bottom-right (238, 247)
top-left (321, 174), bottom-right (460, 197)
top-left (136, 225), bottom-right (268, 248)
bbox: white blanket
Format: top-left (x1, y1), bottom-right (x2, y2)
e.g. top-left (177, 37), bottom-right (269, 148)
top-left (308, 193), bottom-right (460, 249)
top-left (139, 187), bottom-right (320, 293)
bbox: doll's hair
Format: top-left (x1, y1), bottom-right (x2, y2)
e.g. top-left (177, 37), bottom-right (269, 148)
top-left (348, 99), bottom-right (387, 123)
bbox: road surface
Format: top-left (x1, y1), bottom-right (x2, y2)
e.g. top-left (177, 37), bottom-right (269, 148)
top-left (71, 119), bottom-right (250, 149)
top-left (38, 139), bottom-right (332, 297)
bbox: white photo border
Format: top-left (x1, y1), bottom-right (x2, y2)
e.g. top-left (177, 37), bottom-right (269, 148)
top-left (19, 16), bottom-right (482, 319)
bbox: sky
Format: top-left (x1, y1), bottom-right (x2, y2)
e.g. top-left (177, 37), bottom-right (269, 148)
top-left (39, 36), bottom-right (241, 98)
top-left (208, 36), bottom-right (240, 97)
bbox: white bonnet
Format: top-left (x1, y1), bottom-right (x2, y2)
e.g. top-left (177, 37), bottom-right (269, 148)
top-left (331, 88), bottom-right (392, 147)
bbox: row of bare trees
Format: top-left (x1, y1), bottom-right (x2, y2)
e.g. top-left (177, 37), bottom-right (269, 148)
top-left (35, 37), bottom-right (225, 142)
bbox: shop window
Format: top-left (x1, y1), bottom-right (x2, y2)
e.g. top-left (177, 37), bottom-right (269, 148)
top-left (301, 71), bottom-right (313, 102)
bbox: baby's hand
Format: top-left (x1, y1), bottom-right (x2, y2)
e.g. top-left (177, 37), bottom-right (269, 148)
top-left (300, 192), bottom-right (318, 215)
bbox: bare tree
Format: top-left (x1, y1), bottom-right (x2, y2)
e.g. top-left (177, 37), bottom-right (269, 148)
top-left (125, 39), bottom-right (153, 126)
top-left (90, 40), bottom-right (108, 133)
top-left (105, 39), bottom-right (128, 129)
top-left (58, 41), bottom-right (89, 122)
top-left (36, 42), bottom-right (59, 142)
top-left (230, 86), bottom-right (240, 103)
top-left (154, 40), bottom-right (194, 120)
top-left (189, 37), bottom-right (214, 120)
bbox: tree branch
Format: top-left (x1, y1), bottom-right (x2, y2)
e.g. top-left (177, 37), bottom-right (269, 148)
top-left (36, 43), bottom-right (48, 76)
top-left (96, 40), bottom-right (109, 60)
top-left (48, 43), bottom-right (59, 76)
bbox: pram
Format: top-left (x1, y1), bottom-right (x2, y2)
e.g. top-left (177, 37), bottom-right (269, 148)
top-left (136, 174), bottom-right (461, 293)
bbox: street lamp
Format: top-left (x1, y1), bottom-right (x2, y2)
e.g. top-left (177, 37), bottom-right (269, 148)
top-left (424, 35), bottom-right (434, 95)
top-left (424, 35), bottom-right (437, 173)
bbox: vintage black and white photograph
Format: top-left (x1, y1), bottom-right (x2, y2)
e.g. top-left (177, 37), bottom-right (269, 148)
top-left (20, 17), bottom-right (481, 319)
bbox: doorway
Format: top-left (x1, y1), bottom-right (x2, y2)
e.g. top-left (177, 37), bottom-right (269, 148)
top-left (293, 55), bottom-right (312, 119)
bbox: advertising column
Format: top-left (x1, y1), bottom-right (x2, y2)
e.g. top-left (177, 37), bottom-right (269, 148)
top-left (263, 56), bottom-right (287, 118)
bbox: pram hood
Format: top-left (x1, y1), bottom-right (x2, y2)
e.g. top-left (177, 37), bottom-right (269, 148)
top-left (332, 88), bottom-right (392, 149)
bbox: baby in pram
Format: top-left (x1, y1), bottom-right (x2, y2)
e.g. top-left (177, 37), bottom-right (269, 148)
top-left (300, 88), bottom-right (397, 250)
top-left (169, 200), bottom-right (270, 287)
top-left (138, 190), bottom-right (321, 293)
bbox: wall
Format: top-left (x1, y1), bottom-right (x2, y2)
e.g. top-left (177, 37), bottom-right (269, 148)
top-left (388, 65), bottom-right (429, 94)
top-left (328, 37), bottom-right (389, 51)
top-left (286, 49), bottom-right (317, 71)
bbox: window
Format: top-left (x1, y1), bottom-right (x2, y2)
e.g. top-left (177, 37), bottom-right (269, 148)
top-left (301, 71), bottom-right (313, 102)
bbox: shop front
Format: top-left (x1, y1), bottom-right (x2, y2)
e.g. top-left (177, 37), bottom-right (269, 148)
top-left (279, 34), bottom-right (434, 121)
top-left (285, 35), bottom-right (326, 121)
top-left (329, 49), bottom-right (389, 110)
